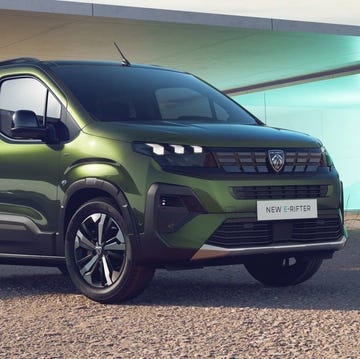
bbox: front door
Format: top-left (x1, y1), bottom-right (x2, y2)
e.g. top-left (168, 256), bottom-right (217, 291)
top-left (0, 77), bottom-right (62, 255)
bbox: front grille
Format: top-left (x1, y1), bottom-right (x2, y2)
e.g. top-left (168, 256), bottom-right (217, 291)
top-left (206, 217), bottom-right (342, 248)
top-left (292, 218), bottom-right (343, 242)
top-left (207, 220), bottom-right (272, 247)
top-left (231, 185), bottom-right (328, 200)
top-left (213, 148), bottom-right (322, 174)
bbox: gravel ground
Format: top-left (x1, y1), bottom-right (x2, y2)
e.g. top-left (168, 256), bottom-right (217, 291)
top-left (0, 217), bottom-right (359, 358)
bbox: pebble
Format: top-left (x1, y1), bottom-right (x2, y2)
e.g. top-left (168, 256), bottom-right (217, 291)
top-left (0, 222), bottom-right (359, 358)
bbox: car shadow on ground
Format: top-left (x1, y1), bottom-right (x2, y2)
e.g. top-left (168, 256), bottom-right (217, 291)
top-left (1, 230), bottom-right (359, 311)
top-left (130, 229), bottom-right (360, 311)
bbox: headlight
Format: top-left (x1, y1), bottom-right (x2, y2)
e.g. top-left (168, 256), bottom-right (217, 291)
top-left (133, 142), bottom-right (217, 167)
top-left (320, 146), bottom-right (334, 167)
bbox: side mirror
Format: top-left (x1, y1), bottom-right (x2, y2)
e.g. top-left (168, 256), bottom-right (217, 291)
top-left (11, 110), bottom-right (48, 140)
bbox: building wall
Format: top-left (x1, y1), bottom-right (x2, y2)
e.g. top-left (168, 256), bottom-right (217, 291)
top-left (235, 75), bottom-right (360, 210)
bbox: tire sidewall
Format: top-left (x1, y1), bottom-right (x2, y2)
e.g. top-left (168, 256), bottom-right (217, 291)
top-left (65, 198), bottom-right (135, 302)
top-left (245, 255), bottom-right (322, 287)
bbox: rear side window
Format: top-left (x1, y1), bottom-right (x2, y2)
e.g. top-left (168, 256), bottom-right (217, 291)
top-left (0, 77), bottom-right (61, 138)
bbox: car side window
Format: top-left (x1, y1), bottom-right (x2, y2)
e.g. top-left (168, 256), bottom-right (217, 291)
top-left (46, 91), bottom-right (61, 122)
top-left (0, 77), bottom-right (61, 138)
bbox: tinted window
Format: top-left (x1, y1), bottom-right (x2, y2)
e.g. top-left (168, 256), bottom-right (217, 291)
top-left (0, 78), bottom-right (46, 129)
top-left (156, 87), bottom-right (212, 120)
top-left (47, 91), bottom-right (61, 121)
top-left (0, 78), bottom-right (61, 138)
top-left (49, 64), bottom-right (258, 125)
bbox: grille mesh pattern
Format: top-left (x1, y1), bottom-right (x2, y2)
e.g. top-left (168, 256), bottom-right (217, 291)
top-left (207, 217), bottom-right (342, 248)
top-left (292, 218), bottom-right (343, 242)
top-left (231, 185), bottom-right (328, 200)
top-left (213, 148), bottom-right (322, 174)
top-left (207, 220), bottom-right (272, 247)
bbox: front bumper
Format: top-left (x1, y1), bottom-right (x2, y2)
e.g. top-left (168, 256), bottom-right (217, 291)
top-left (191, 235), bottom-right (347, 260)
top-left (136, 183), bottom-right (347, 267)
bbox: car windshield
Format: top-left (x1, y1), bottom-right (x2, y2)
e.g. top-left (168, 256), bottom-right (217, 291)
top-left (49, 63), bottom-right (259, 125)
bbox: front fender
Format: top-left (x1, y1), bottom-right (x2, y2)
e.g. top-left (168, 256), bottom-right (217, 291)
top-left (62, 160), bottom-right (139, 195)
top-left (55, 161), bottom-right (141, 257)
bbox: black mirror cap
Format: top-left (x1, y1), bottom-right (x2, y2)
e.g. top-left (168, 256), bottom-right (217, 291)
top-left (11, 110), bottom-right (47, 140)
top-left (12, 109), bottom-right (40, 128)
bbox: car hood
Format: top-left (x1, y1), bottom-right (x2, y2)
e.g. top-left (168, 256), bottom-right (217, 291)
top-left (82, 121), bottom-right (321, 148)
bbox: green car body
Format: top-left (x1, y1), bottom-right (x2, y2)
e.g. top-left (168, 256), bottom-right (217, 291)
top-left (0, 58), bottom-right (347, 302)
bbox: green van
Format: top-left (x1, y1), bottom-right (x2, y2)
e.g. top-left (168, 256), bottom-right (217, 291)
top-left (0, 58), bottom-right (347, 302)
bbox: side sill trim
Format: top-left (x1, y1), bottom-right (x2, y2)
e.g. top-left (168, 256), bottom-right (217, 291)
top-left (191, 236), bottom-right (347, 260)
top-left (0, 253), bottom-right (65, 261)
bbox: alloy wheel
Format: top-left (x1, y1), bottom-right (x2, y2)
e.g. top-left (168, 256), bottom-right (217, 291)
top-left (74, 212), bottom-right (126, 288)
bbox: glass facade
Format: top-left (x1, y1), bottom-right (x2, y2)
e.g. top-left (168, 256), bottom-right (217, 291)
top-left (235, 74), bottom-right (360, 210)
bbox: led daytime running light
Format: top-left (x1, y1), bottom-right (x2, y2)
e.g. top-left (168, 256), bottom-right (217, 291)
top-left (170, 145), bottom-right (185, 154)
top-left (146, 143), bottom-right (165, 155)
top-left (145, 143), bottom-right (203, 156)
top-left (191, 146), bottom-right (203, 154)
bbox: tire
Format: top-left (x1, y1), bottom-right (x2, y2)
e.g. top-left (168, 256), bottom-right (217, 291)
top-left (244, 255), bottom-right (323, 287)
top-left (65, 197), bottom-right (154, 303)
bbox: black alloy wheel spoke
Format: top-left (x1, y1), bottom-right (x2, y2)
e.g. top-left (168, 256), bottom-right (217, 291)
top-left (76, 231), bottom-right (96, 251)
top-left (74, 212), bottom-right (126, 288)
top-left (79, 253), bottom-right (100, 276)
top-left (79, 220), bottom-right (97, 243)
top-left (103, 238), bottom-right (125, 251)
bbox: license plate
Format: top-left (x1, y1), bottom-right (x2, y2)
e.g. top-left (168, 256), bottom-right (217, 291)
top-left (257, 199), bottom-right (318, 221)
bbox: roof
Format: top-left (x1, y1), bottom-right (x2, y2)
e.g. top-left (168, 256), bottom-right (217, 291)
top-left (0, 58), bottom-right (184, 77)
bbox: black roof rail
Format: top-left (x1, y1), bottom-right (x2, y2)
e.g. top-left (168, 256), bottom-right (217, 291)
top-left (0, 57), bottom-right (40, 66)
